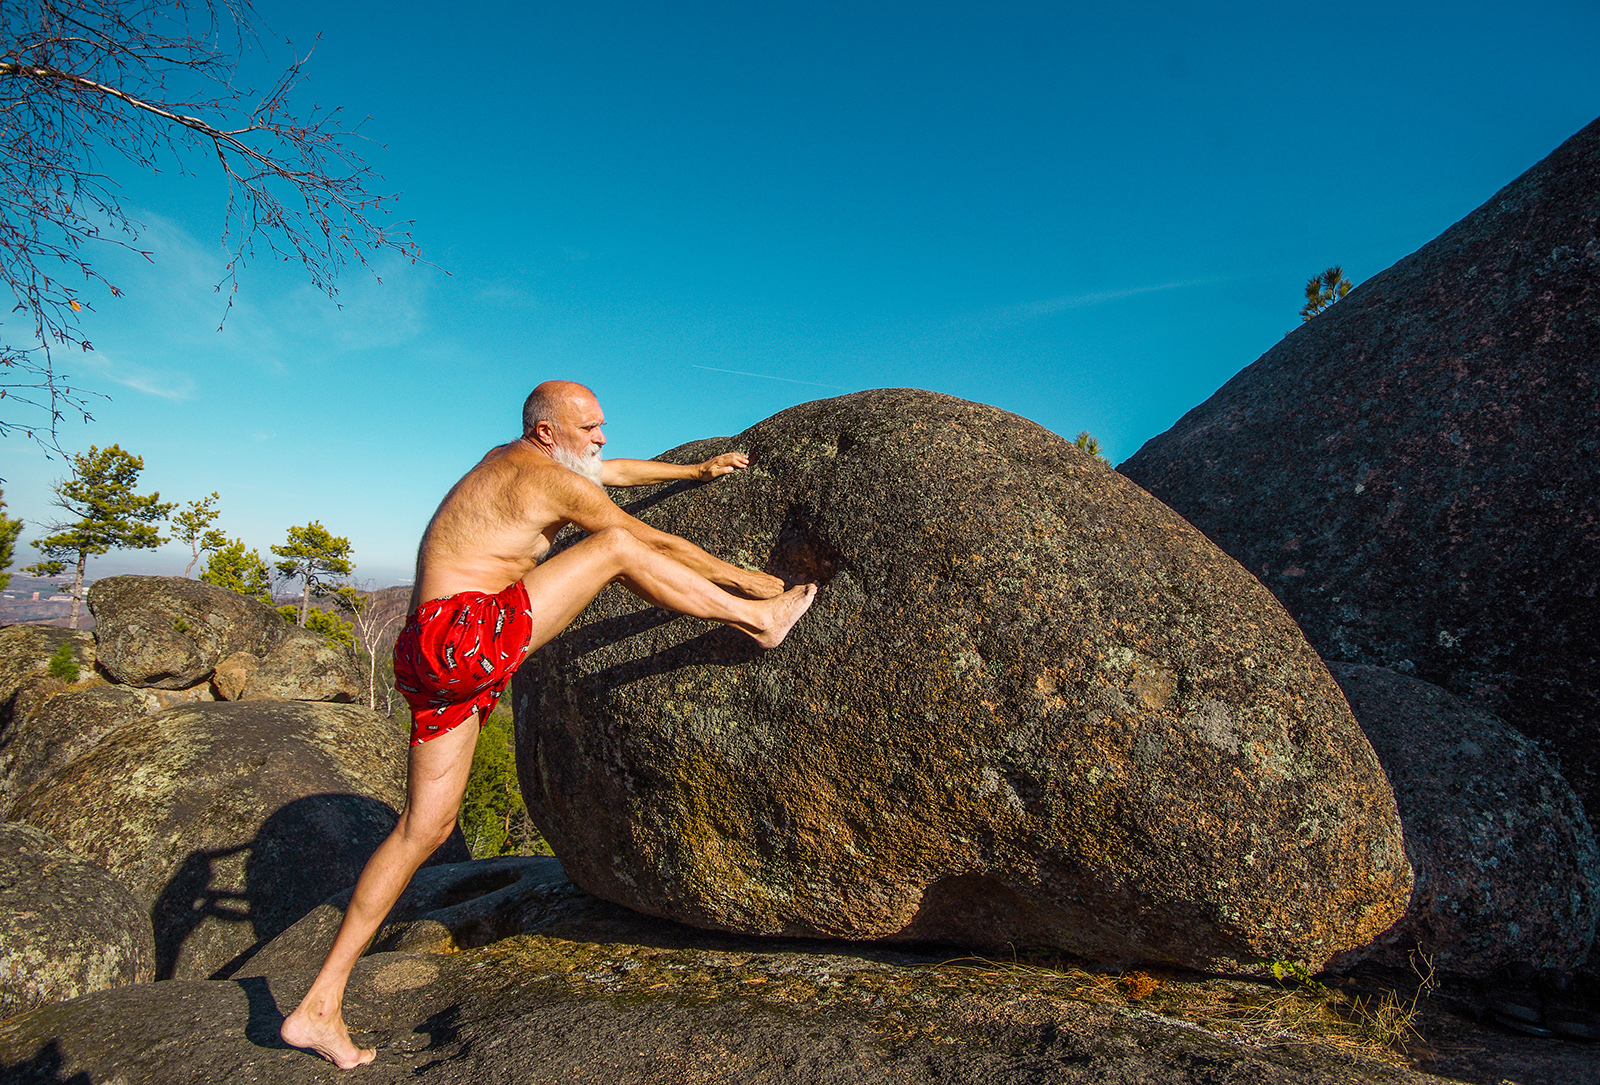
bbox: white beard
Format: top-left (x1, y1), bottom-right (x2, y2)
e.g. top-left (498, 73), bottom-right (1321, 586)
top-left (550, 444), bottom-right (604, 486)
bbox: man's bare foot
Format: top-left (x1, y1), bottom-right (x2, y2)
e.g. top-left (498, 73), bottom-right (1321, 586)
top-left (751, 583), bottom-right (818, 648)
top-left (281, 1002), bottom-right (376, 1070)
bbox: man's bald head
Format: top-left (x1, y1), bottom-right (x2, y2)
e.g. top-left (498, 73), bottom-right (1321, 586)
top-left (522, 380), bottom-right (598, 437)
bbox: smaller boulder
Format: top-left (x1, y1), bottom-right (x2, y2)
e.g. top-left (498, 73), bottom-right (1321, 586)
top-left (143, 684), bottom-right (216, 711)
top-left (0, 627), bottom-right (95, 729)
top-left (236, 855), bottom-right (571, 976)
top-left (7, 701), bottom-right (464, 980)
top-left (1328, 663), bottom-right (1600, 976)
top-left (211, 651), bottom-right (260, 701)
top-left (238, 629), bottom-right (360, 703)
top-left (87, 576), bottom-right (286, 690)
top-left (0, 822), bottom-right (155, 1017)
top-left (0, 686), bottom-right (157, 809)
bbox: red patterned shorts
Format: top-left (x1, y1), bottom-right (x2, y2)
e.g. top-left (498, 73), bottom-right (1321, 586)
top-left (393, 580), bottom-right (536, 746)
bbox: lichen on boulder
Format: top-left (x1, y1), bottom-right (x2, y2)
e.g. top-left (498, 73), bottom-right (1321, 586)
top-left (514, 389), bottom-right (1411, 973)
top-left (0, 685), bottom-right (157, 810)
top-left (237, 628), bottom-right (360, 703)
top-left (0, 822), bottom-right (154, 1018)
top-left (0, 626), bottom-right (95, 729)
top-left (87, 576), bottom-right (287, 690)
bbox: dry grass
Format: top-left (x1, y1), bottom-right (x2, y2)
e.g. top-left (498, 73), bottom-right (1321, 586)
top-left (937, 951), bottom-right (1436, 1066)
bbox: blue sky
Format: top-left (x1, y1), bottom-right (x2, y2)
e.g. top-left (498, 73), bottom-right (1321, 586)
top-left (4, 0), bottom-right (1598, 586)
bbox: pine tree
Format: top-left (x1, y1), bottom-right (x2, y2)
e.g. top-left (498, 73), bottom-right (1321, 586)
top-left (271, 521), bottom-right (354, 628)
top-left (459, 709), bottom-right (529, 858)
top-left (1300, 266), bottom-right (1353, 321)
top-left (172, 492), bottom-right (226, 578)
top-left (24, 444), bottom-right (173, 627)
top-left (0, 489), bottom-right (22, 592)
top-left (1075, 431), bottom-right (1108, 463)
top-left (274, 603), bottom-right (356, 649)
top-left (200, 538), bottom-right (272, 603)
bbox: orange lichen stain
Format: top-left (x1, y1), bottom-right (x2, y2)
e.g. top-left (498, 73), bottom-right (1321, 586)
top-left (1033, 669), bottom-right (1069, 711)
top-left (1119, 971), bottom-right (1164, 1000)
top-left (1128, 659), bottom-right (1176, 711)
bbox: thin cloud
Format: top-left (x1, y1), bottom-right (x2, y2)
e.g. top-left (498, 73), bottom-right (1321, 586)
top-left (474, 280), bottom-right (536, 305)
top-left (977, 276), bottom-right (1235, 327)
top-left (691, 365), bottom-right (846, 390)
top-left (78, 351), bottom-right (197, 401)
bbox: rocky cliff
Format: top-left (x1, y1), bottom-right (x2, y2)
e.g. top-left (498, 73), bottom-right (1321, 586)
top-left (1119, 115), bottom-right (1600, 825)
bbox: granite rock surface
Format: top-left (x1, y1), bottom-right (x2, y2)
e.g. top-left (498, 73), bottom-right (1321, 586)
top-left (1119, 116), bottom-right (1600, 822)
top-left (238, 627), bottom-right (361, 703)
top-left (1327, 663), bottom-right (1600, 977)
top-left (6, 700), bottom-right (462, 980)
top-left (4, 856), bottom-right (1589, 1085)
top-left (88, 576), bottom-right (288, 689)
top-left (0, 626), bottom-right (94, 729)
top-left (0, 685), bottom-right (156, 809)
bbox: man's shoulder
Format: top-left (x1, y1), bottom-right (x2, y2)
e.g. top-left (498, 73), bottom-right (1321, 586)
top-left (480, 445), bottom-right (612, 506)
top-left (470, 441), bottom-right (555, 483)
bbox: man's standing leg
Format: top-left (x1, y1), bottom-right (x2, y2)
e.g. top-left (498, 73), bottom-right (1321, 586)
top-left (281, 527), bottom-right (815, 1067)
top-left (279, 717), bottom-right (481, 1068)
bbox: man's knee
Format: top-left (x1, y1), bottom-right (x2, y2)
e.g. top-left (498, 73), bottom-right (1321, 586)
top-left (587, 524), bottom-right (642, 557)
top-left (398, 809), bottom-right (458, 852)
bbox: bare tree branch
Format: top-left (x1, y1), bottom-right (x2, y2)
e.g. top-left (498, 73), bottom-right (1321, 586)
top-left (0, 0), bottom-right (424, 448)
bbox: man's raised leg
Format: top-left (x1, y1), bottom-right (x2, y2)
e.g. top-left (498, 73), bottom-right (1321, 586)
top-left (521, 525), bottom-right (816, 649)
top-left (280, 717), bottom-right (481, 1069)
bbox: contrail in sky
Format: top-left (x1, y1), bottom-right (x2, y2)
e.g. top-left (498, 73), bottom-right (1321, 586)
top-left (691, 364), bottom-right (847, 390)
top-left (996, 276), bottom-right (1232, 322)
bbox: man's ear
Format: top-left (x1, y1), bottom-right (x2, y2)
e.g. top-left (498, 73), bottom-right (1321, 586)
top-left (533, 419), bottom-right (556, 445)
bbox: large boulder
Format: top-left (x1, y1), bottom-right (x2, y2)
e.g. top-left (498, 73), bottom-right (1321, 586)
top-left (87, 575), bottom-right (287, 689)
top-left (6, 701), bottom-right (464, 980)
top-left (0, 685), bottom-right (157, 810)
top-left (0, 822), bottom-right (154, 1018)
top-left (1327, 663), bottom-right (1600, 977)
top-left (513, 389), bottom-right (1411, 974)
top-left (1118, 116), bottom-right (1600, 823)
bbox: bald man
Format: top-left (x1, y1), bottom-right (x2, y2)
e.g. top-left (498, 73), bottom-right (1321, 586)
top-left (281, 381), bottom-right (816, 1068)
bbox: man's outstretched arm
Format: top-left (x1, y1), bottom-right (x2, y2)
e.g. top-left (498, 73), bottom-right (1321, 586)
top-left (600, 452), bottom-right (749, 487)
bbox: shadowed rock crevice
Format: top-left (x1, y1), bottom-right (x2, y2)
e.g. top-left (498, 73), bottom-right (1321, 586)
top-left (765, 505), bottom-right (844, 587)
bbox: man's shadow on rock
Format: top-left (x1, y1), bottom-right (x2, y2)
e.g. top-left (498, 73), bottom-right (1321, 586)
top-left (0, 1040), bottom-right (93, 1085)
top-left (236, 975), bottom-right (290, 1050)
top-left (150, 793), bottom-right (471, 981)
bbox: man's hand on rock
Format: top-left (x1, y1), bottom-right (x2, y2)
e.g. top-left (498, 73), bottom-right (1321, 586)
top-left (697, 452), bottom-right (750, 480)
